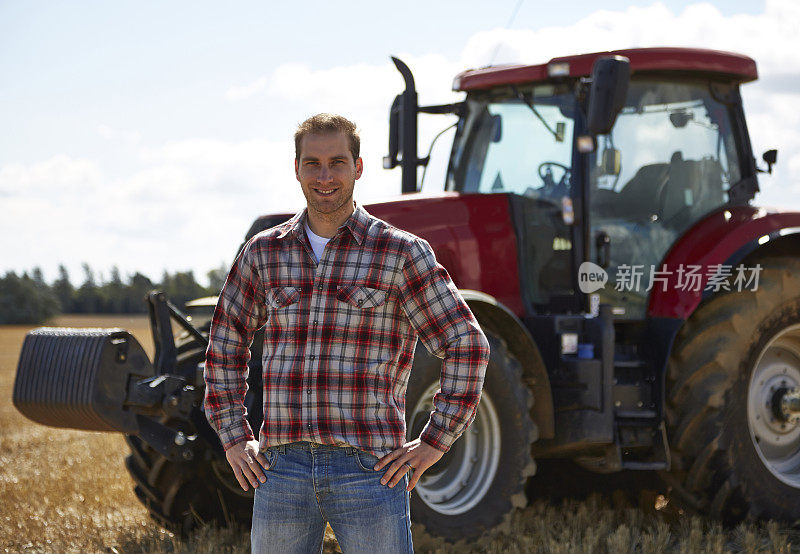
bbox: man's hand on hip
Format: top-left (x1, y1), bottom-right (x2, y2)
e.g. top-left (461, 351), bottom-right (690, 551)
top-left (374, 438), bottom-right (444, 491)
top-left (225, 439), bottom-right (270, 491)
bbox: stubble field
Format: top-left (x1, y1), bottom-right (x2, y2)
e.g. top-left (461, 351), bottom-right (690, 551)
top-left (1, 315), bottom-right (799, 553)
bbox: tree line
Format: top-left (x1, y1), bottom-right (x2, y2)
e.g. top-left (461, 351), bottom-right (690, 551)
top-left (0, 263), bottom-right (228, 324)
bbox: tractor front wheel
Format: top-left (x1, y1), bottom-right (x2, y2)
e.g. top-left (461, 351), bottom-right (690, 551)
top-left (405, 331), bottom-right (538, 549)
top-left (124, 339), bottom-right (262, 536)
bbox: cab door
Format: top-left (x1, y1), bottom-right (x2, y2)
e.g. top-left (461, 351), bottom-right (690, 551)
top-left (448, 86), bottom-right (580, 315)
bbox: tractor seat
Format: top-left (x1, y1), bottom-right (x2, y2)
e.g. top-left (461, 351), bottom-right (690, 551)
top-left (594, 162), bottom-right (669, 220)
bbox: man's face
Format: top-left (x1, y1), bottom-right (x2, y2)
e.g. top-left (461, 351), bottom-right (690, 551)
top-left (295, 132), bottom-right (363, 217)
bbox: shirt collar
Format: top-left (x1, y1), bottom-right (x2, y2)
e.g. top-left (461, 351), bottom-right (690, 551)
top-left (277, 201), bottom-right (369, 245)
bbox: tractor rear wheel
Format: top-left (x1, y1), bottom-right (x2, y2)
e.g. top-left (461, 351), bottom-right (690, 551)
top-left (124, 338), bottom-right (262, 536)
top-left (664, 257), bottom-right (800, 521)
top-left (405, 331), bottom-right (538, 549)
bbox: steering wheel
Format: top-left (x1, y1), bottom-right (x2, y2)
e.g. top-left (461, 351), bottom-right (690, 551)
top-left (537, 161), bottom-right (571, 197)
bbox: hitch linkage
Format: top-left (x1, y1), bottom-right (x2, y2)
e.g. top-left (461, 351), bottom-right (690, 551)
top-left (123, 291), bottom-right (211, 461)
top-left (147, 290), bottom-right (208, 374)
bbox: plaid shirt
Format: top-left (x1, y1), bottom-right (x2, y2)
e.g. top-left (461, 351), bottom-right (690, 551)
top-left (203, 203), bottom-right (490, 456)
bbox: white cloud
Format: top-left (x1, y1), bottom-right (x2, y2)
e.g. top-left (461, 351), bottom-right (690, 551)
top-left (225, 76), bottom-right (268, 101)
top-left (96, 124), bottom-right (141, 145)
top-left (0, 155), bottom-right (102, 197)
top-left (460, 1), bottom-right (800, 71)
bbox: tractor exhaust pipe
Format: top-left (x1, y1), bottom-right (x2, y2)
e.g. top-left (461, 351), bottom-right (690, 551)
top-left (384, 56), bottom-right (420, 194)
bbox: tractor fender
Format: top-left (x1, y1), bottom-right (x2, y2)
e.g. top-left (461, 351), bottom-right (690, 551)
top-left (460, 289), bottom-right (554, 439)
top-left (734, 226), bottom-right (800, 271)
top-left (648, 206), bottom-right (800, 320)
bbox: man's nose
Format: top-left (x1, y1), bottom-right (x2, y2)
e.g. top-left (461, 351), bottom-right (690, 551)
top-left (317, 166), bottom-right (333, 183)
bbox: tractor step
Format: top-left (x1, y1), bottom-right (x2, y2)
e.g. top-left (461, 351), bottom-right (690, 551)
top-left (616, 419), bottom-right (671, 471)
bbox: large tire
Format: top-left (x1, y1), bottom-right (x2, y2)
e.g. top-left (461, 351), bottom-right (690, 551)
top-left (664, 257), bottom-right (800, 522)
top-left (125, 331), bottom-right (264, 536)
top-left (405, 331), bottom-right (538, 549)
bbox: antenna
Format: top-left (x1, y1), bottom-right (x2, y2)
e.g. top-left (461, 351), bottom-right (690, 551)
top-left (489, 0), bottom-right (525, 65)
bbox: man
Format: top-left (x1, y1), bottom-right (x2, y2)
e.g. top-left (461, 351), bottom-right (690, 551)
top-left (203, 113), bottom-right (490, 553)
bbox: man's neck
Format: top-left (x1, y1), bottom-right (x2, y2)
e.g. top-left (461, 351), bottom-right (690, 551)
top-left (306, 201), bottom-right (355, 238)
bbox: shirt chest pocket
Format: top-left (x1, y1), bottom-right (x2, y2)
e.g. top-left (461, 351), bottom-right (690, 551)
top-left (266, 286), bottom-right (301, 309)
top-left (335, 285), bottom-right (387, 309)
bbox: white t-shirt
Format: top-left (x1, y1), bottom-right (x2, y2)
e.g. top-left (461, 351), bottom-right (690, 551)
top-left (304, 221), bottom-right (331, 263)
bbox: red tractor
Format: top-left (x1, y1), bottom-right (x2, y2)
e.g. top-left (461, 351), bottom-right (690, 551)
top-left (14, 47), bottom-right (800, 548)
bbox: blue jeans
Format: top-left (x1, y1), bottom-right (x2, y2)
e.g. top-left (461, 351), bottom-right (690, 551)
top-left (250, 441), bottom-right (413, 553)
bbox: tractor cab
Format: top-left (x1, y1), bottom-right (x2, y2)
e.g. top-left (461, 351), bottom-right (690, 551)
top-left (388, 48), bottom-right (763, 319)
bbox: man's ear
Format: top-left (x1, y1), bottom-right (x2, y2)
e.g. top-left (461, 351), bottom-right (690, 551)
top-left (355, 157), bottom-right (363, 180)
top-left (294, 158), bottom-right (300, 181)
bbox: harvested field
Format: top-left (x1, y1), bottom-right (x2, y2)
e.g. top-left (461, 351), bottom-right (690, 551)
top-left (1, 315), bottom-right (798, 552)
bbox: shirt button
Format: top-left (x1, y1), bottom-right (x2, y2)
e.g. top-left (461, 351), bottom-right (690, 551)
top-left (307, 389), bottom-right (311, 395)
top-left (310, 355), bottom-right (315, 360)
top-left (313, 320), bottom-right (318, 326)
top-left (318, 284), bottom-right (323, 291)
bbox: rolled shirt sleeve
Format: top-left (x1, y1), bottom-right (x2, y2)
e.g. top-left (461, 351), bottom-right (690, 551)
top-left (399, 237), bottom-right (490, 453)
top-left (203, 238), bottom-right (268, 450)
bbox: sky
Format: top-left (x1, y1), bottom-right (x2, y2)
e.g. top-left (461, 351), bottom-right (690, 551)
top-left (1, 0), bottom-right (798, 287)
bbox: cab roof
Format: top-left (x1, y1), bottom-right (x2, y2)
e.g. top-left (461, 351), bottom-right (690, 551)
top-left (454, 47), bottom-right (758, 92)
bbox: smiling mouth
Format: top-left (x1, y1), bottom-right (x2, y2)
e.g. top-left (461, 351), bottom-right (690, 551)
top-left (313, 187), bottom-right (338, 196)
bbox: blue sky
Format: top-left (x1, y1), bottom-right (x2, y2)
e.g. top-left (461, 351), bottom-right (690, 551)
top-left (1, 0), bottom-right (797, 286)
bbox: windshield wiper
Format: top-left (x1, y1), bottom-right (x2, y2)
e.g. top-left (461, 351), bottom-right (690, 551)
top-left (511, 85), bottom-right (560, 141)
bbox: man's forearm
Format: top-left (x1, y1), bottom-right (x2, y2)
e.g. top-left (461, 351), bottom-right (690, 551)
top-left (418, 327), bottom-right (490, 453)
top-left (202, 375), bottom-right (255, 450)
top-left (202, 238), bottom-right (267, 449)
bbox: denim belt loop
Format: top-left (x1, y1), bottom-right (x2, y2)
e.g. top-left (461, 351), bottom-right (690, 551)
top-left (277, 444), bottom-right (286, 454)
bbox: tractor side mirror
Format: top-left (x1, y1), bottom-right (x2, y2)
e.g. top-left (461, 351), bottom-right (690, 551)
top-left (761, 149), bottom-right (778, 174)
top-left (587, 56), bottom-right (631, 136)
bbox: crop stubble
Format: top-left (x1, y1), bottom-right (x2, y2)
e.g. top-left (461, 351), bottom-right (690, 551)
top-left (1, 316), bottom-right (798, 553)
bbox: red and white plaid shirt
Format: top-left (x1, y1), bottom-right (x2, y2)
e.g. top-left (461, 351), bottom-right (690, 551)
top-left (203, 203), bottom-right (490, 456)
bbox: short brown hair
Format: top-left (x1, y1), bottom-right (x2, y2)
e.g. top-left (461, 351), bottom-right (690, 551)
top-left (294, 113), bottom-right (360, 162)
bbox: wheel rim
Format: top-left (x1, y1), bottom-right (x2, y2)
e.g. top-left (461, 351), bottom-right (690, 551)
top-left (409, 382), bottom-right (501, 515)
top-left (747, 323), bottom-right (800, 488)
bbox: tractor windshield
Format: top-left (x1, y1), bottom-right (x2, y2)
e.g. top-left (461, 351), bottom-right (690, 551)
top-left (448, 86), bottom-right (579, 312)
top-left (447, 85), bottom-right (576, 198)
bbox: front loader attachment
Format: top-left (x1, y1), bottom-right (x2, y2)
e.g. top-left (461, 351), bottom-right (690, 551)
top-left (12, 291), bottom-right (207, 462)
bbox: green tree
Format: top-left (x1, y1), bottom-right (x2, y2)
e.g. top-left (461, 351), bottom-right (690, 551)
top-left (52, 264), bottom-right (74, 312)
top-left (123, 272), bottom-right (155, 313)
top-left (100, 265), bottom-right (125, 313)
top-left (160, 270), bottom-right (208, 309)
top-left (0, 271), bottom-right (59, 324)
top-left (74, 262), bottom-right (103, 313)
